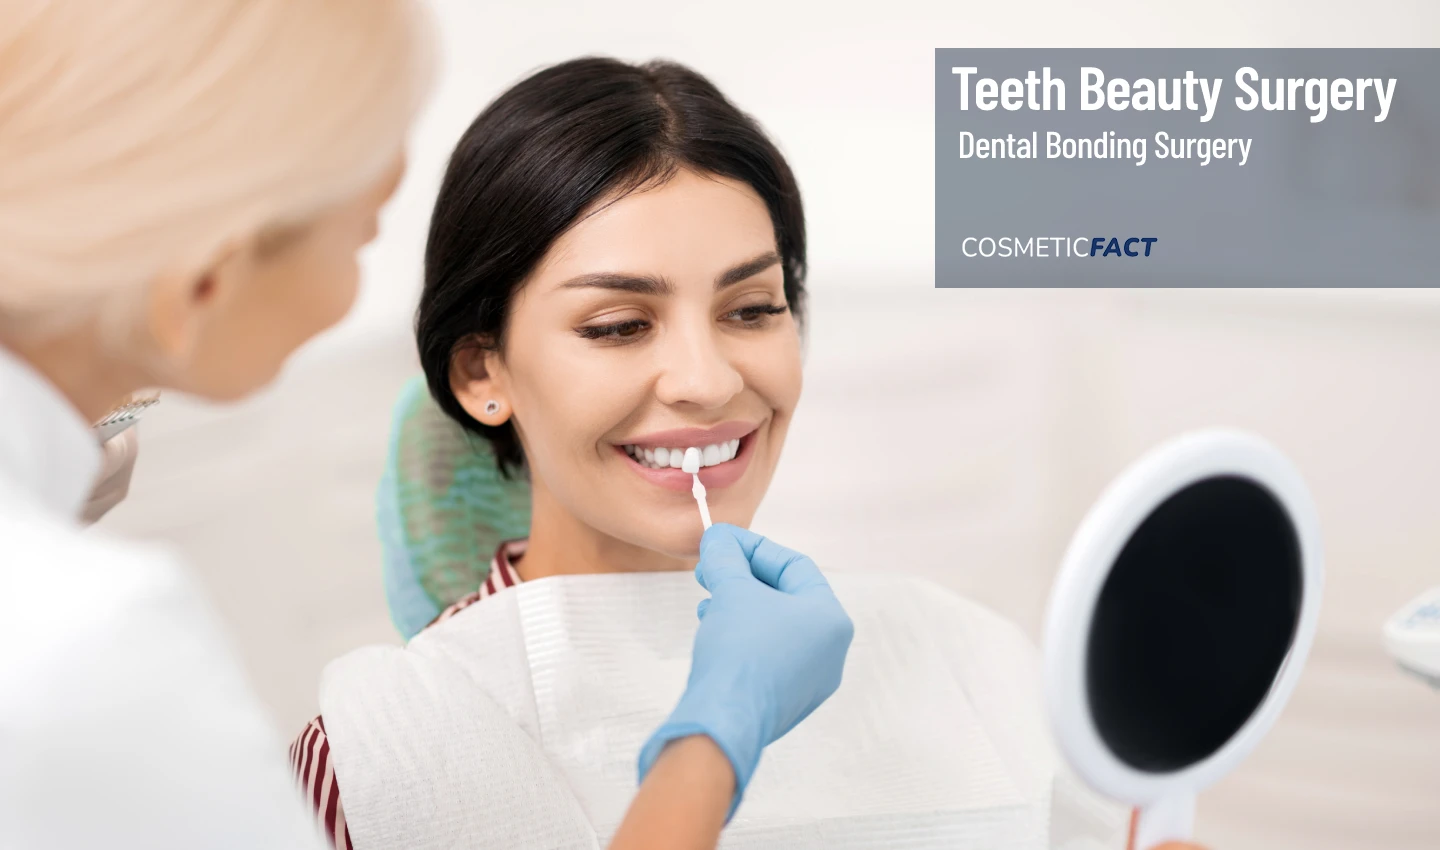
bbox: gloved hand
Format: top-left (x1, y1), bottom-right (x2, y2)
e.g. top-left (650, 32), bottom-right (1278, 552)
top-left (637, 523), bottom-right (854, 820)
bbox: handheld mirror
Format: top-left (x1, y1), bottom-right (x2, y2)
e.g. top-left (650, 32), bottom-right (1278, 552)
top-left (1043, 430), bottom-right (1323, 849)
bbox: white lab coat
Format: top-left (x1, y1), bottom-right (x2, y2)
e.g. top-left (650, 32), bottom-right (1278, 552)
top-left (0, 345), bottom-right (326, 849)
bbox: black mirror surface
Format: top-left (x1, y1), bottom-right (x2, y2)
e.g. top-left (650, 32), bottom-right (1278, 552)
top-left (1086, 475), bottom-right (1303, 773)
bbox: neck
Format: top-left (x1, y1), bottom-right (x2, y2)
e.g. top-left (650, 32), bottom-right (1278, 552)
top-left (518, 474), bottom-right (693, 581)
top-left (1, 327), bottom-right (145, 422)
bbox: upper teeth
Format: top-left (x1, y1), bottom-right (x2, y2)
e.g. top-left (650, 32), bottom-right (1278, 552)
top-left (624, 439), bottom-right (741, 470)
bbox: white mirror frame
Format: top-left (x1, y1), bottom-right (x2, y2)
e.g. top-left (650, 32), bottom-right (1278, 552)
top-left (1043, 429), bottom-right (1324, 848)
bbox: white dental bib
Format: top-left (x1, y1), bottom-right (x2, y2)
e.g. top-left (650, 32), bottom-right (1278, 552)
top-left (319, 572), bottom-right (1126, 850)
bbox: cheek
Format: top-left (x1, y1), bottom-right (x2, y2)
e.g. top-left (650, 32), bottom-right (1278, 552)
top-left (291, 238), bottom-right (362, 330)
top-left (237, 243), bottom-right (361, 382)
top-left (738, 326), bottom-right (804, 418)
top-left (506, 342), bottom-right (650, 470)
top-left (242, 236), bottom-right (361, 349)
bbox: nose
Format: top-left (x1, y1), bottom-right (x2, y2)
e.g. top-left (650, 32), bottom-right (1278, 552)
top-left (653, 321), bottom-right (744, 410)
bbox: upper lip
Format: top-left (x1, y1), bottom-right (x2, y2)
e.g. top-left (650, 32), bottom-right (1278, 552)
top-left (617, 421), bottom-right (759, 449)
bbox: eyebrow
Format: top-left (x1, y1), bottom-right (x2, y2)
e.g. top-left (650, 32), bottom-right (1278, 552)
top-left (716, 251), bottom-right (782, 289)
top-left (556, 250), bottom-right (782, 295)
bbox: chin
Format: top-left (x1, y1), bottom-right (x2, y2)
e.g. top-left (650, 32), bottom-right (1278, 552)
top-left (645, 524), bottom-right (706, 561)
top-left (635, 505), bottom-right (760, 561)
top-left (180, 376), bottom-right (265, 403)
top-left (214, 367), bottom-right (282, 402)
top-left (613, 514), bottom-right (704, 561)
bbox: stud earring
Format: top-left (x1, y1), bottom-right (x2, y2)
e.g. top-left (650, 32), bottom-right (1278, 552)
top-left (484, 400), bottom-right (501, 416)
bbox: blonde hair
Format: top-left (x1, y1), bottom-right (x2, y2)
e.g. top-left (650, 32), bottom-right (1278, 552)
top-left (0, 0), bottom-right (433, 335)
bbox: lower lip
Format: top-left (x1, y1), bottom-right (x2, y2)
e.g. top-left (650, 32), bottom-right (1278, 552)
top-left (615, 432), bottom-right (758, 493)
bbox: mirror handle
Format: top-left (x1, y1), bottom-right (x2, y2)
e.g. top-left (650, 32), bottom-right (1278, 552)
top-left (1128, 794), bottom-right (1196, 850)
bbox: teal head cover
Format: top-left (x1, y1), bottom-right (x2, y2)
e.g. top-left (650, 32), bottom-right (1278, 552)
top-left (377, 376), bottom-right (532, 638)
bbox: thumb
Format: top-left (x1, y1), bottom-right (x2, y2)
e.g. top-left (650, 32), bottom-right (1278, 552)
top-left (694, 523), bottom-right (756, 592)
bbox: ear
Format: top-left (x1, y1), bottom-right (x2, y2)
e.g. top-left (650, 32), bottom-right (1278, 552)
top-left (449, 336), bottom-right (511, 426)
top-left (146, 241), bottom-right (251, 360)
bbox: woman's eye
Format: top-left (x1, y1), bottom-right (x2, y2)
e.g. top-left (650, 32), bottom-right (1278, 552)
top-left (725, 303), bottom-right (789, 327)
top-left (577, 318), bottom-right (650, 341)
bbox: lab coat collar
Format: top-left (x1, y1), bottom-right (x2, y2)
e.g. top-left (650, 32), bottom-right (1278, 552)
top-left (0, 344), bottom-right (100, 520)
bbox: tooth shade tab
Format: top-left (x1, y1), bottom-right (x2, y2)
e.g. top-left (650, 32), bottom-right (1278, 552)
top-left (682, 447), bottom-right (702, 474)
top-left (621, 436), bottom-right (748, 470)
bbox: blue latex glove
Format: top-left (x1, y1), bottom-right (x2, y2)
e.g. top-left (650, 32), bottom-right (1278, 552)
top-left (637, 523), bottom-right (855, 820)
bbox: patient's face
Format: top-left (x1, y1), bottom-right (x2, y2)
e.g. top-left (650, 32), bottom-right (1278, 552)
top-left (488, 168), bottom-right (801, 559)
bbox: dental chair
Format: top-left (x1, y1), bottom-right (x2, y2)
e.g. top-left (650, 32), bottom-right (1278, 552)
top-left (377, 375), bottom-right (531, 638)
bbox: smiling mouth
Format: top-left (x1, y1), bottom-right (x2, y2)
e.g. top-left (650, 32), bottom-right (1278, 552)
top-left (621, 438), bottom-right (743, 470)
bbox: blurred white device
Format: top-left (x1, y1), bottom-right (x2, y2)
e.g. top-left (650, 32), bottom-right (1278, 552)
top-left (1383, 587), bottom-right (1440, 688)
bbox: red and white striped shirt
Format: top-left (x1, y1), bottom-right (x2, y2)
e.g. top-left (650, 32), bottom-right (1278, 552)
top-left (290, 539), bottom-right (528, 849)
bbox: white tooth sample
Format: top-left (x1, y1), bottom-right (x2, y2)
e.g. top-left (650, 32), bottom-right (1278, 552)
top-left (652, 447), bottom-right (668, 467)
top-left (643, 448), bottom-right (654, 464)
top-left (682, 447), bottom-right (701, 474)
top-left (703, 444), bottom-right (721, 466)
top-left (722, 440), bottom-right (735, 460)
top-left (730, 438), bottom-right (740, 456)
top-left (668, 449), bottom-right (684, 468)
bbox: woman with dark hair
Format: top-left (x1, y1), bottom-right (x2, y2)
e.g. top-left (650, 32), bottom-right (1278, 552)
top-left (292, 56), bottom-right (842, 850)
top-left (294, 57), bottom-right (1139, 850)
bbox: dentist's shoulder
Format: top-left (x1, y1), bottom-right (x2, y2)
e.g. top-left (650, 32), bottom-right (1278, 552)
top-left (0, 503), bottom-right (326, 847)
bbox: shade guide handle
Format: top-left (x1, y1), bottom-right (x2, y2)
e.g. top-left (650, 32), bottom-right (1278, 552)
top-left (1128, 794), bottom-right (1196, 850)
